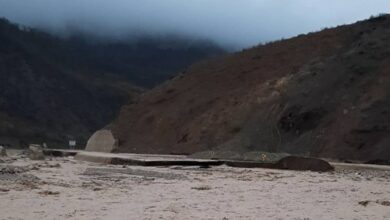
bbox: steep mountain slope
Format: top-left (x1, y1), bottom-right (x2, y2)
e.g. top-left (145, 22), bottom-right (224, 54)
top-left (112, 15), bottom-right (390, 161)
top-left (62, 35), bottom-right (225, 88)
top-left (0, 18), bottom-right (224, 147)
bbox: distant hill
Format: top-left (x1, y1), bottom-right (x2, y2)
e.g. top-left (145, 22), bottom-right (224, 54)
top-left (62, 34), bottom-right (226, 88)
top-left (0, 18), bottom-right (225, 147)
top-left (112, 15), bottom-right (390, 161)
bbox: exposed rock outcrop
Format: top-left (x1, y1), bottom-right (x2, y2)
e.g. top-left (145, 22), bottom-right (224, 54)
top-left (0, 146), bottom-right (7, 157)
top-left (28, 144), bottom-right (45, 160)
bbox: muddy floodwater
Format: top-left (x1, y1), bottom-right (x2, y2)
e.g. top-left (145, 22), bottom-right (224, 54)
top-left (1, 154), bottom-right (389, 220)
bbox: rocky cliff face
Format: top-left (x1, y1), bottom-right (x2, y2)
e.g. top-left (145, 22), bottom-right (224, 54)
top-left (112, 15), bottom-right (390, 161)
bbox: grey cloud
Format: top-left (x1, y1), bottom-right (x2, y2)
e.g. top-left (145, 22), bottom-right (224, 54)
top-left (0, 0), bottom-right (389, 48)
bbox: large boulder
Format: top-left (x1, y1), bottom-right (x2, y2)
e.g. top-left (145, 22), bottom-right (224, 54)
top-left (28, 144), bottom-right (45, 160)
top-left (276, 156), bottom-right (334, 172)
top-left (0, 146), bottom-right (7, 157)
top-left (85, 129), bottom-right (118, 152)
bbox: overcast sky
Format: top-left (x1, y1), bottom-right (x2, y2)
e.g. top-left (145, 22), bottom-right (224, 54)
top-left (0, 0), bottom-right (389, 48)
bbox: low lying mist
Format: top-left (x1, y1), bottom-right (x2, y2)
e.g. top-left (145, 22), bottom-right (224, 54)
top-left (0, 0), bottom-right (389, 49)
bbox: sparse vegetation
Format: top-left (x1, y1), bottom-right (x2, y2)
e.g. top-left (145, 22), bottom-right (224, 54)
top-left (112, 15), bottom-right (390, 161)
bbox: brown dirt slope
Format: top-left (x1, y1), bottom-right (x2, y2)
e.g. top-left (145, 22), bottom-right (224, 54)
top-left (112, 15), bottom-right (390, 161)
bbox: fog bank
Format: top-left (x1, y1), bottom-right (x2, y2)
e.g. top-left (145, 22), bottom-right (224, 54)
top-left (0, 0), bottom-right (389, 48)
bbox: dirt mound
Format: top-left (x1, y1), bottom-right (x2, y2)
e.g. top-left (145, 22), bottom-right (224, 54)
top-left (112, 15), bottom-right (390, 161)
top-left (85, 129), bottom-right (118, 152)
top-left (276, 156), bottom-right (334, 172)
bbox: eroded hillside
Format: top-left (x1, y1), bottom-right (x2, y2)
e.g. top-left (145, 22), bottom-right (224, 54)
top-left (112, 15), bottom-right (390, 161)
